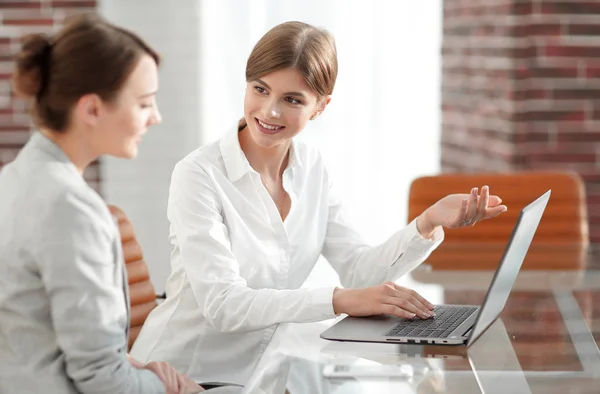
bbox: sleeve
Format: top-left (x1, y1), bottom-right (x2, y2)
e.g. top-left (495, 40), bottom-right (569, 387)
top-left (321, 172), bottom-right (444, 289)
top-left (34, 191), bottom-right (165, 394)
top-left (168, 161), bottom-right (336, 333)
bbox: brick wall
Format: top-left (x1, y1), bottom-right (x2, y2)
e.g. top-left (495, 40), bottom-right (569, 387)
top-left (0, 0), bottom-right (100, 192)
top-left (442, 0), bottom-right (600, 242)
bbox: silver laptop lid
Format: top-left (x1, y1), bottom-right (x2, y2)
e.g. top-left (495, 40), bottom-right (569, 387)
top-left (467, 190), bottom-right (551, 346)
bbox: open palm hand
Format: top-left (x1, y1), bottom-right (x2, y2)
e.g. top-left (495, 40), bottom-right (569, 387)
top-left (424, 185), bottom-right (507, 230)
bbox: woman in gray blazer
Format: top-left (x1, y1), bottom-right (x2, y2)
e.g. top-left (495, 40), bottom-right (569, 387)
top-left (0, 13), bottom-right (202, 394)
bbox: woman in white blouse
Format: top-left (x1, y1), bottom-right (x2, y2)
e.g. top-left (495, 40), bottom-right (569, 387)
top-left (131, 21), bottom-right (507, 385)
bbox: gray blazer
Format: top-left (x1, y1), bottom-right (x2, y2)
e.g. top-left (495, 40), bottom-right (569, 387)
top-left (0, 132), bottom-right (165, 393)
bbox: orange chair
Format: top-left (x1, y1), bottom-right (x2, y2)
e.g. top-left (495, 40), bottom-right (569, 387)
top-left (407, 171), bottom-right (588, 270)
top-left (108, 205), bottom-right (160, 350)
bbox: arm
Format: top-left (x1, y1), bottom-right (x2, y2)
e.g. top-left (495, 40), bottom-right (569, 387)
top-left (169, 161), bottom-right (336, 333)
top-left (321, 172), bottom-right (444, 289)
top-left (35, 192), bottom-right (165, 394)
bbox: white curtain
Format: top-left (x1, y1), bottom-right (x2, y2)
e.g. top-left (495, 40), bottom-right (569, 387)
top-left (198, 0), bottom-right (443, 288)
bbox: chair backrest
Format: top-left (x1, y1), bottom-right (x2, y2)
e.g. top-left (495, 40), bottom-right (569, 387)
top-left (107, 205), bottom-right (158, 350)
top-left (407, 171), bottom-right (588, 269)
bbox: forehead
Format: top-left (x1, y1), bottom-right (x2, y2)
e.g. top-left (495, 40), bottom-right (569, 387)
top-left (121, 54), bottom-right (159, 94)
top-left (258, 67), bottom-right (315, 96)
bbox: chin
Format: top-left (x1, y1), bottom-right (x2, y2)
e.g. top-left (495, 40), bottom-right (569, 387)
top-left (125, 148), bottom-right (138, 159)
top-left (249, 124), bottom-right (288, 148)
top-left (113, 147), bottom-right (138, 159)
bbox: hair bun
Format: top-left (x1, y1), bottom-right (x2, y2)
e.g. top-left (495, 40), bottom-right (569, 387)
top-left (12, 33), bottom-right (52, 99)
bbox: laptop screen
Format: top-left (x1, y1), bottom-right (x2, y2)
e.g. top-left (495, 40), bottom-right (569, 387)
top-left (467, 190), bottom-right (551, 345)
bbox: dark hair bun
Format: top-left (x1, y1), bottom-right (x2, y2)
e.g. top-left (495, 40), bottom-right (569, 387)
top-left (12, 33), bottom-right (52, 99)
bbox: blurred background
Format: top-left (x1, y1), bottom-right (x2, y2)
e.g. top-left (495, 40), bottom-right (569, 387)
top-left (0, 0), bottom-right (597, 293)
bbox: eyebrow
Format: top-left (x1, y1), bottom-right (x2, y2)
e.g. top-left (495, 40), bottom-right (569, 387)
top-left (254, 79), bottom-right (307, 98)
top-left (138, 91), bottom-right (157, 99)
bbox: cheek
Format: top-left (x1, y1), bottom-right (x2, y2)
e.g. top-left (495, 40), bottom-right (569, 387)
top-left (244, 93), bottom-right (259, 115)
top-left (107, 110), bottom-right (143, 139)
top-left (290, 109), bottom-right (312, 127)
top-left (122, 109), bottom-right (145, 130)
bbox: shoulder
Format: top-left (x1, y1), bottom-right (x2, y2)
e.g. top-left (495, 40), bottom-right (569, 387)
top-left (292, 138), bottom-right (330, 182)
top-left (39, 169), bottom-right (114, 240)
top-left (173, 138), bottom-right (225, 181)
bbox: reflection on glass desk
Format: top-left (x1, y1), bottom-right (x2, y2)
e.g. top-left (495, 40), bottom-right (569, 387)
top-left (243, 249), bottom-right (600, 394)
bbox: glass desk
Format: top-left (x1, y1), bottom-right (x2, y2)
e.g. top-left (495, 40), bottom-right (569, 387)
top-left (243, 247), bottom-right (600, 393)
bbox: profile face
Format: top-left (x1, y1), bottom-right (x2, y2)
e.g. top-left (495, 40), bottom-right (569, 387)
top-left (93, 54), bottom-right (161, 159)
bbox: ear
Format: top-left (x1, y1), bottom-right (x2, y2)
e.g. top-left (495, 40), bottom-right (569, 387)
top-left (73, 93), bottom-right (103, 128)
top-left (310, 95), bottom-right (332, 120)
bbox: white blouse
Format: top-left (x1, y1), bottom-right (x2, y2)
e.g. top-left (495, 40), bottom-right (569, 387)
top-left (130, 127), bottom-right (443, 385)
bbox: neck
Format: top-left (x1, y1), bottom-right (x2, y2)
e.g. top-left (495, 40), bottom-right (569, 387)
top-left (40, 128), bottom-right (97, 175)
top-left (238, 127), bottom-right (291, 180)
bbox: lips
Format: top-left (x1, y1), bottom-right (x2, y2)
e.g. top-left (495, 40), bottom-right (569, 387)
top-left (255, 118), bottom-right (285, 135)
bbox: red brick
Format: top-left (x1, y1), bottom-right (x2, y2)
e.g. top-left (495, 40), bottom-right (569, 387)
top-left (579, 172), bottom-right (600, 185)
top-left (541, 2), bottom-right (600, 15)
top-left (0, 2), bottom-right (42, 9)
top-left (514, 131), bottom-right (552, 143)
top-left (512, 46), bottom-right (538, 59)
top-left (585, 65), bottom-right (600, 79)
top-left (514, 23), bottom-right (563, 38)
top-left (0, 124), bottom-right (31, 132)
top-left (51, 1), bottom-right (96, 7)
top-left (557, 131), bottom-right (600, 143)
top-left (512, 2), bottom-right (534, 15)
top-left (515, 110), bottom-right (586, 122)
top-left (3, 19), bottom-right (55, 26)
top-left (512, 89), bottom-right (549, 101)
top-left (544, 45), bottom-right (600, 58)
top-left (552, 88), bottom-right (600, 100)
top-left (569, 24), bottom-right (600, 36)
top-left (531, 66), bottom-right (579, 79)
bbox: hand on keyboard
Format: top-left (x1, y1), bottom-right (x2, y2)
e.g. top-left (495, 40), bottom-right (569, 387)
top-left (333, 281), bottom-right (435, 319)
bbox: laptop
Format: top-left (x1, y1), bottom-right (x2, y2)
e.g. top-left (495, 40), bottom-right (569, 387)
top-left (320, 190), bottom-right (551, 347)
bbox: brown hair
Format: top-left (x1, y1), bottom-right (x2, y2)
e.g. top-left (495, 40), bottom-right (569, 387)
top-left (12, 13), bottom-right (160, 132)
top-left (240, 21), bottom-right (338, 130)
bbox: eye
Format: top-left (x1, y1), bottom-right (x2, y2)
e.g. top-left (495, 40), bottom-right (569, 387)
top-left (285, 97), bottom-right (302, 105)
top-left (254, 86), bottom-right (267, 94)
top-left (140, 103), bottom-right (153, 109)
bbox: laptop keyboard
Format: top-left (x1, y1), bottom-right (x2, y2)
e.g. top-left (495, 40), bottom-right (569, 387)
top-left (384, 305), bottom-right (479, 338)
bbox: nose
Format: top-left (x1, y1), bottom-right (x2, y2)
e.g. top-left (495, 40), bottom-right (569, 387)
top-left (149, 106), bottom-right (162, 126)
top-left (265, 98), bottom-right (281, 119)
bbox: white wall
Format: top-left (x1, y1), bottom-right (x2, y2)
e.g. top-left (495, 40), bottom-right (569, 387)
top-left (99, 0), bottom-right (201, 292)
top-left (98, 0), bottom-right (442, 292)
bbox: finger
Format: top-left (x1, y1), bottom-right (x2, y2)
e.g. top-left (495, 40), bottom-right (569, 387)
top-left (166, 367), bottom-right (180, 394)
top-left (393, 283), bottom-right (434, 310)
top-left (182, 375), bottom-right (204, 393)
top-left (482, 205), bottom-right (508, 220)
top-left (177, 374), bottom-right (198, 394)
top-left (150, 364), bottom-right (168, 385)
top-left (465, 187), bottom-right (478, 223)
top-left (382, 303), bottom-right (419, 320)
top-left (387, 285), bottom-right (432, 317)
top-left (474, 185), bottom-right (489, 222)
top-left (488, 195), bottom-right (503, 207)
top-left (456, 198), bottom-right (469, 227)
top-left (384, 295), bottom-right (432, 319)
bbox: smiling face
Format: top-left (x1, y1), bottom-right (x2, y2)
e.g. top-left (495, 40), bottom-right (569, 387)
top-left (243, 67), bottom-right (329, 149)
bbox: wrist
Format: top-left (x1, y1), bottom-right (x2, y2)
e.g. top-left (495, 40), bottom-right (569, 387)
top-left (416, 209), bottom-right (438, 239)
top-left (333, 287), bottom-right (351, 315)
